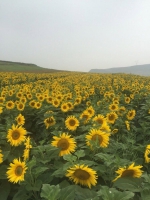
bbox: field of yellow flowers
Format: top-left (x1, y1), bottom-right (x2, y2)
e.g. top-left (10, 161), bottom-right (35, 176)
top-left (1, 71), bottom-right (150, 200)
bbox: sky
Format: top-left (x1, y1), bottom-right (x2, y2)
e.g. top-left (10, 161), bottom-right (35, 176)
top-left (0, 0), bottom-right (150, 72)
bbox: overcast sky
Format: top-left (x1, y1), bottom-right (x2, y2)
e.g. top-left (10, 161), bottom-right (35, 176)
top-left (0, 0), bottom-right (150, 72)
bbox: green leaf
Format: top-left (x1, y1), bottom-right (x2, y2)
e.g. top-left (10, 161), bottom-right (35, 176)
top-left (0, 180), bottom-right (10, 200)
top-left (75, 186), bottom-right (97, 200)
top-left (34, 167), bottom-right (49, 178)
top-left (97, 186), bottom-right (134, 200)
top-left (74, 150), bottom-right (85, 159)
top-left (141, 189), bottom-right (150, 200)
top-left (0, 165), bottom-right (7, 179)
top-left (40, 184), bottom-right (60, 200)
top-left (113, 191), bottom-right (134, 200)
top-left (58, 185), bottom-right (75, 200)
top-left (63, 154), bottom-right (77, 162)
top-left (12, 189), bottom-right (32, 200)
top-left (113, 177), bottom-right (142, 192)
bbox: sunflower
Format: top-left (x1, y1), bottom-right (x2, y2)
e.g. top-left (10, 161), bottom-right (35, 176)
top-left (126, 110), bottom-right (136, 120)
top-left (67, 102), bottom-right (74, 110)
top-left (106, 112), bottom-right (118, 124)
top-left (80, 110), bottom-right (91, 124)
top-left (144, 145), bottom-right (150, 163)
top-left (66, 164), bottom-right (97, 188)
top-left (61, 103), bottom-right (69, 112)
top-left (20, 97), bottom-right (27, 104)
top-left (6, 100), bottom-right (15, 110)
top-left (65, 115), bottom-right (79, 131)
top-left (92, 114), bottom-right (106, 127)
top-left (44, 116), bottom-right (56, 129)
top-left (112, 129), bottom-right (118, 134)
top-left (6, 158), bottom-right (27, 183)
top-left (52, 99), bottom-right (60, 108)
top-left (100, 123), bottom-right (111, 133)
top-left (113, 163), bottom-right (143, 182)
top-left (0, 97), bottom-right (5, 104)
top-left (86, 106), bottom-right (95, 117)
top-left (109, 103), bottom-right (118, 111)
top-left (46, 96), bottom-right (53, 104)
top-left (24, 136), bottom-right (32, 149)
top-left (23, 137), bottom-right (32, 161)
top-left (37, 95), bottom-right (45, 102)
top-left (16, 92), bottom-right (23, 98)
top-left (51, 133), bottom-right (76, 156)
top-left (16, 102), bottom-right (25, 111)
top-left (7, 124), bottom-right (27, 146)
top-left (29, 100), bottom-right (36, 108)
top-left (35, 101), bottom-right (42, 109)
top-left (27, 93), bottom-right (32, 100)
top-left (0, 150), bottom-right (3, 164)
top-left (86, 129), bottom-right (110, 148)
top-left (125, 97), bottom-right (130, 104)
top-left (0, 106), bottom-right (3, 114)
top-left (117, 106), bottom-right (126, 116)
top-left (15, 114), bottom-right (25, 125)
top-left (74, 97), bottom-right (82, 106)
top-left (125, 121), bottom-right (130, 131)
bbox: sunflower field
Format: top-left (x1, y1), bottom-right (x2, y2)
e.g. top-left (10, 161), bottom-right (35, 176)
top-left (1, 71), bottom-right (150, 200)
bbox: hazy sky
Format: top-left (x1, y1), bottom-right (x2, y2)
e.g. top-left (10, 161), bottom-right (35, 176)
top-left (1, 0), bottom-right (150, 72)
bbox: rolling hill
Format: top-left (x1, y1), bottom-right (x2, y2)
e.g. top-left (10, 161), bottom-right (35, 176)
top-left (0, 60), bottom-right (63, 73)
top-left (89, 64), bottom-right (150, 76)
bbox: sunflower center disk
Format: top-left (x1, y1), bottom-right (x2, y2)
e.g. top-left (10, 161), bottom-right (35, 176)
top-left (47, 118), bottom-right (53, 123)
top-left (69, 119), bottom-right (75, 126)
top-left (15, 166), bottom-right (23, 176)
top-left (57, 139), bottom-right (69, 150)
top-left (109, 115), bottom-right (114, 120)
top-left (97, 119), bottom-right (103, 124)
top-left (121, 169), bottom-right (134, 177)
top-left (74, 169), bottom-right (90, 180)
top-left (92, 134), bottom-right (103, 143)
top-left (12, 131), bottom-right (20, 140)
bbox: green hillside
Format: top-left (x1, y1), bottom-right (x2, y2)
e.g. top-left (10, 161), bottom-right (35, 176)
top-left (0, 60), bottom-right (62, 73)
top-left (89, 64), bottom-right (150, 76)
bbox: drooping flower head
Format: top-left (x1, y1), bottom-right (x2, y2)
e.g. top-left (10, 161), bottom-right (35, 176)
top-left (0, 150), bottom-right (3, 164)
top-left (145, 145), bottom-right (150, 163)
top-left (86, 129), bottom-right (110, 148)
top-left (66, 164), bottom-right (98, 188)
top-left (92, 114), bottom-right (107, 127)
top-left (113, 163), bottom-right (143, 182)
top-left (44, 116), bottom-right (56, 129)
top-left (15, 113), bottom-right (25, 125)
top-left (126, 110), bottom-right (136, 120)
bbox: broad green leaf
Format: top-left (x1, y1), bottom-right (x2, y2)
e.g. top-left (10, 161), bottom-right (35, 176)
top-left (97, 186), bottom-right (134, 200)
top-left (74, 150), bottom-right (85, 159)
top-left (34, 167), bottom-right (49, 177)
top-left (0, 180), bottom-right (10, 200)
top-left (58, 185), bottom-right (75, 200)
top-left (113, 177), bottom-right (142, 192)
top-left (0, 165), bottom-right (7, 179)
top-left (63, 154), bottom-right (77, 162)
top-left (75, 186), bottom-right (97, 200)
top-left (141, 189), bottom-right (150, 200)
top-left (12, 190), bottom-right (32, 200)
top-left (40, 184), bottom-right (60, 200)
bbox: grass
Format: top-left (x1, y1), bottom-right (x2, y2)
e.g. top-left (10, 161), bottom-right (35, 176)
top-left (0, 60), bottom-right (63, 73)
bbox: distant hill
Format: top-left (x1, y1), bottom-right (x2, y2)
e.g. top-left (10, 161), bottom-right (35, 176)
top-left (89, 64), bottom-right (150, 76)
top-left (0, 60), bottom-right (63, 73)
